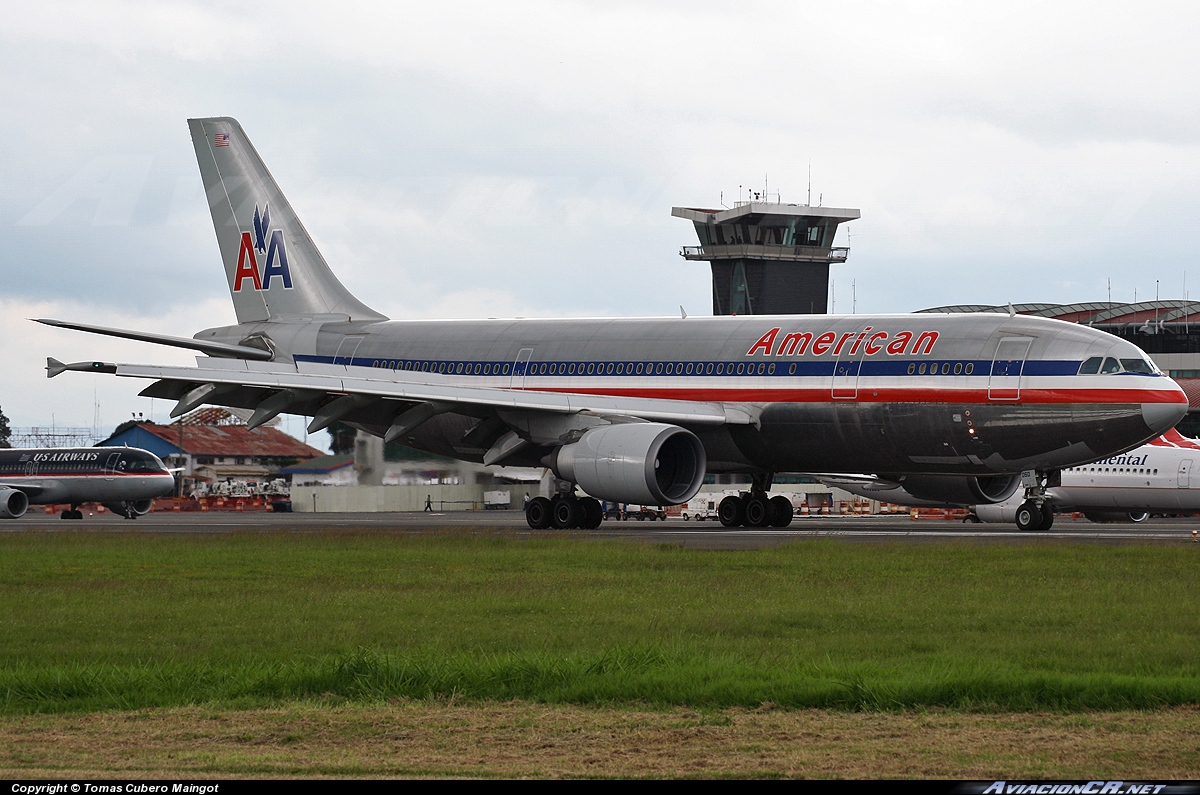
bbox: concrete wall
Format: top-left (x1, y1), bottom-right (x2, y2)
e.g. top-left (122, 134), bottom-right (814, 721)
top-left (292, 483), bottom-right (542, 513)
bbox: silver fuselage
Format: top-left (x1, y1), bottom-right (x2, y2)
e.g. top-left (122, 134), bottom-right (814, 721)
top-left (194, 311), bottom-right (1187, 476)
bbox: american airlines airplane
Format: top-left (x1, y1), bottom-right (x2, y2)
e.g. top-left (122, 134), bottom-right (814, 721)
top-left (0, 447), bottom-right (175, 519)
top-left (39, 117), bottom-right (1189, 530)
top-left (820, 429), bottom-right (1200, 528)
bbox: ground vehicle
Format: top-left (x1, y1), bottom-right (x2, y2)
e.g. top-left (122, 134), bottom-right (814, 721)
top-left (681, 495), bottom-right (719, 521)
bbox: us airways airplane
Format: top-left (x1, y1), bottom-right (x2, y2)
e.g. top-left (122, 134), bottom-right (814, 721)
top-left (820, 429), bottom-right (1200, 529)
top-left (39, 117), bottom-right (1188, 530)
top-left (0, 447), bottom-right (175, 519)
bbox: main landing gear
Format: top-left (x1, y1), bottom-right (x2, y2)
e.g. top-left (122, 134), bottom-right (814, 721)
top-left (525, 492), bottom-right (603, 530)
top-left (60, 504), bottom-right (83, 520)
top-left (717, 473), bottom-right (794, 529)
top-left (1014, 469), bottom-right (1060, 532)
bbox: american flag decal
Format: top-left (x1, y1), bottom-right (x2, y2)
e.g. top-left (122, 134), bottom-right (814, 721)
top-left (214, 133), bottom-right (230, 147)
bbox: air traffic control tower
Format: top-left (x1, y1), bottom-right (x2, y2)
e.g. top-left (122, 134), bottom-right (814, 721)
top-left (673, 201), bottom-right (860, 315)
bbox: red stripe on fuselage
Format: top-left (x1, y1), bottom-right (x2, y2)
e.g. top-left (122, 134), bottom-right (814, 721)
top-left (524, 386), bottom-right (1188, 404)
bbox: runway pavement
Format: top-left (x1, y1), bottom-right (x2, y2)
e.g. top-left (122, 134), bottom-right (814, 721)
top-left (5, 509), bottom-right (1199, 548)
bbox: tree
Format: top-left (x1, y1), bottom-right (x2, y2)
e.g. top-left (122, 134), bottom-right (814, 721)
top-left (327, 421), bottom-right (356, 455)
top-left (0, 406), bottom-right (10, 448)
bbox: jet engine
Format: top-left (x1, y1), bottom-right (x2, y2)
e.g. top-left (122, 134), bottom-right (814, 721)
top-left (102, 499), bottom-right (154, 519)
top-left (0, 488), bottom-right (29, 519)
top-left (897, 474), bottom-right (1021, 506)
top-left (547, 422), bottom-right (706, 505)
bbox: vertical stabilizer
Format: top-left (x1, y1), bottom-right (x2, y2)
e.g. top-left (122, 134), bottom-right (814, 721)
top-left (189, 117), bottom-right (386, 324)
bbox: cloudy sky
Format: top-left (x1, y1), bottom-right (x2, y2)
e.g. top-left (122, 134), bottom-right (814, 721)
top-left (3, 1), bottom-right (1200, 438)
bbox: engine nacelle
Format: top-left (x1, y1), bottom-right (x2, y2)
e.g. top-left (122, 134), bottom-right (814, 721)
top-left (898, 474), bottom-right (1021, 506)
top-left (548, 422), bottom-right (706, 505)
top-left (102, 499), bottom-right (154, 518)
top-left (0, 487), bottom-right (29, 519)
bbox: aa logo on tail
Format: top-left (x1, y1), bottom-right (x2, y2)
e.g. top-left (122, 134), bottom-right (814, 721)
top-left (234, 204), bottom-right (293, 292)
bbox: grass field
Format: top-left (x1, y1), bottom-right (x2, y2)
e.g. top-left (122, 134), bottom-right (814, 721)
top-left (1, 531), bottom-right (1198, 715)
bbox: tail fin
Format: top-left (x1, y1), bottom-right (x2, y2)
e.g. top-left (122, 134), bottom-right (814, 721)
top-left (188, 117), bottom-right (386, 324)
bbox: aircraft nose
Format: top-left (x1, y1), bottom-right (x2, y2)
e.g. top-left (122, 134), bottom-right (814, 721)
top-left (1142, 399), bottom-right (1189, 436)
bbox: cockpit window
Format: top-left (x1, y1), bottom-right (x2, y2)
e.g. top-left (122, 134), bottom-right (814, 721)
top-left (1120, 358), bottom-right (1155, 375)
top-left (1100, 357), bottom-right (1121, 374)
top-left (1078, 356), bottom-right (1102, 375)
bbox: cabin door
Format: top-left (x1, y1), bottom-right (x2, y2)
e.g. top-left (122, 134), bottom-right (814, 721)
top-left (1178, 459), bottom-right (1192, 488)
top-left (332, 335), bottom-right (366, 366)
top-left (988, 337), bottom-right (1032, 401)
top-left (511, 348), bottom-right (533, 389)
top-left (832, 341), bottom-right (865, 400)
top-left (104, 452), bottom-right (121, 482)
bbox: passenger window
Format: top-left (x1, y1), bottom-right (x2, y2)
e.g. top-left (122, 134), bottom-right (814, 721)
top-left (918, 363), bottom-right (926, 374)
top-left (953, 362), bottom-right (962, 375)
top-left (941, 363), bottom-right (950, 374)
top-left (965, 363), bottom-right (974, 374)
top-left (706, 363), bottom-right (714, 374)
top-left (789, 363), bottom-right (796, 374)
top-left (607, 363), bottom-right (615, 374)
top-left (1120, 358), bottom-right (1155, 374)
top-left (1100, 357), bottom-right (1121, 374)
top-left (1078, 356), bottom-right (1102, 375)
top-left (907, 363), bottom-right (915, 374)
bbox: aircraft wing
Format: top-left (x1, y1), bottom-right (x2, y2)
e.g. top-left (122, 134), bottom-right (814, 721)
top-left (52, 357), bottom-right (755, 452)
top-left (0, 484), bottom-right (44, 497)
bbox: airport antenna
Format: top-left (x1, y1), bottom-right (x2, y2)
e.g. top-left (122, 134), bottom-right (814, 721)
top-left (807, 161), bottom-right (812, 206)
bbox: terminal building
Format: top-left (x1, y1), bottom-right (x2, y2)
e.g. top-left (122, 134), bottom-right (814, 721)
top-left (673, 201), bottom-right (859, 315)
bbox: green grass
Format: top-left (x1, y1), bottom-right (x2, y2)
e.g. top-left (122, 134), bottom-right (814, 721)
top-left (0, 532), bottom-right (1198, 713)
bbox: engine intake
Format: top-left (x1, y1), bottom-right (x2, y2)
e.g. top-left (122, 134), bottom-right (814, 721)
top-left (549, 422), bottom-right (706, 505)
top-left (898, 474), bottom-right (1021, 506)
top-left (0, 487), bottom-right (29, 519)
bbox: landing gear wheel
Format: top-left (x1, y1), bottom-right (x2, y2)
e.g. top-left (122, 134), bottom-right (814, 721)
top-left (1127, 510), bottom-right (1149, 523)
top-left (526, 496), bottom-right (552, 530)
top-left (745, 496), bottom-right (771, 527)
top-left (718, 496), bottom-right (745, 528)
top-left (768, 496), bottom-right (793, 528)
top-left (1014, 501), bottom-right (1041, 532)
top-left (579, 498), bottom-right (602, 529)
top-left (1037, 502), bottom-right (1055, 532)
top-left (552, 497), bottom-right (580, 529)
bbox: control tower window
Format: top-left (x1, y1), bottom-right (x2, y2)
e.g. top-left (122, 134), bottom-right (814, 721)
top-left (730, 263), bottom-right (751, 314)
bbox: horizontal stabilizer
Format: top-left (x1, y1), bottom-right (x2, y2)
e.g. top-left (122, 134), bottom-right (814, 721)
top-left (35, 319), bottom-right (274, 360)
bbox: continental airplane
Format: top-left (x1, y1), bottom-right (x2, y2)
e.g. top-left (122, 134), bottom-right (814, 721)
top-left (38, 117), bottom-right (1189, 530)
top-left (820, 429), bottom-right (1200, 529)
top-left (0, 447), bottom-right (175, 520)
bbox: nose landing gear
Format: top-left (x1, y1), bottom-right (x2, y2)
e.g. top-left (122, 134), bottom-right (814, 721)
top-left (1015, 469), bottom-right (1060, 532)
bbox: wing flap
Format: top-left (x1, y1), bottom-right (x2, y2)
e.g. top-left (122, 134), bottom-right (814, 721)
top-left (109, 360), bottom-right (750, 427)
